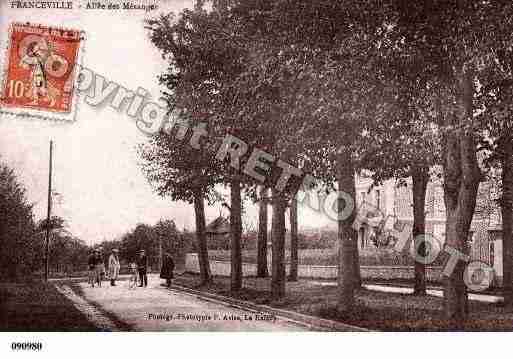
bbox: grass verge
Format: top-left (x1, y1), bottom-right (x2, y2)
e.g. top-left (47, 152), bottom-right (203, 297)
top-left (0, 280), bottom-right (98, 331)
top-left (174, 273), bottom-right (513, 331)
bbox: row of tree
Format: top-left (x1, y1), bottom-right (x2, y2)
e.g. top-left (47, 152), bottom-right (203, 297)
top-left (0, 160), bottom-right (40, 279)
top-left (0, 159), bottom-right (90, 279)
top-left (139, 0), bottom-right (513, 328)
top-left (0, 152), bottom-right (191, 279)
top-left (94, 220), bottom-right (191, 270)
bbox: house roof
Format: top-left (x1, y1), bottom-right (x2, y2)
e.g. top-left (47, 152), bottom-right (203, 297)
top-left (206, 216), bottom-right (230, 235)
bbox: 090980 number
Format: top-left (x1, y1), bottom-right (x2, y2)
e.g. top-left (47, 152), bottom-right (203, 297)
top-left (11, 342), bottom-right (42, 351)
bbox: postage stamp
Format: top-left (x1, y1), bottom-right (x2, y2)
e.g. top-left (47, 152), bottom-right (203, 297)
top-left (0, 23), bottom-right (84, 121)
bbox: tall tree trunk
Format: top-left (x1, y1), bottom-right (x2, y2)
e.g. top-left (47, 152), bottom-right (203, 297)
top-left (230, 178), bottom-right (243, 292)
top-left (412, 165), bottom-right (429, 296)
top-left (353, 244), bottom-right (361, 287)
top-left (271, 188), bottom-right (287, 300)
top-left (442, 66), bottom-right (481, 326)
top-left (501, 138), bottom-right (513, 306)
top-left (336, 152), bottom-right (358, 313)
top-left (257, 186), bottom-right (269, 277)
top-left (193, 188), bottom-right (211, 284)
top-left (288, 195), bottom-right (298, 281)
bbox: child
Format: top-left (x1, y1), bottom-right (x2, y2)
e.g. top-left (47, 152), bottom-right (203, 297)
top-left (128, 262), bottom-right (138, 289)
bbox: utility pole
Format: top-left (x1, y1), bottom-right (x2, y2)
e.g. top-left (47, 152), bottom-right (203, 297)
top-left (44, 140), bottom-right (53, 282)
top-left (159, 234), bottom-right (162, 272)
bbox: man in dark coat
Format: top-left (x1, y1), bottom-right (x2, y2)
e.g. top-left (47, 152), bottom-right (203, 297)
top-left (87, 250), bottom-right (97, 287)
top-left (137, 249), bottom-right (148, 287)
top-left (88, 249), bottom-right (101, 287)
top-left (160, 253), bottom-right (175, 288)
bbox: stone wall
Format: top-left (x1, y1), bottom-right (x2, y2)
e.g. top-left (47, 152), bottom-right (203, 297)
top-left (185, 253), bottom-right (443, 282)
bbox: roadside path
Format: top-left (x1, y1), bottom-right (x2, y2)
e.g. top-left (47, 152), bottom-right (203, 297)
top-left (73, 275), bottom-right (308, 331)
top-left (311, 281), bottom-right (503, 303)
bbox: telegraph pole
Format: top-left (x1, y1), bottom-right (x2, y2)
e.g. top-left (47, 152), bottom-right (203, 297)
top-left (159, 235), bottom-right (162, 272)
top-left (44, 140), bottom-right (53, 282)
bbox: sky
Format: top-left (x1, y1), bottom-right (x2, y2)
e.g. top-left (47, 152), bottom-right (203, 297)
top-left (0, 0), bottom-right (334, 244)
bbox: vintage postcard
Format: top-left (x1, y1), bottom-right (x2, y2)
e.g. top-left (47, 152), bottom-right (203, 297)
top-left (1, 0), bottom-right (513, 358)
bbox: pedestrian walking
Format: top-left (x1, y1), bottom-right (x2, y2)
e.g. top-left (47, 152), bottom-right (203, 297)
top-left (160, 252), bottom-right (175, 288)
top-left (108, 248), bottom-right (121, 286)
top-left (88, 249), bottom-right (102, 287)
top-left (137, 250), bottom-right (148, 287)
top-left (87, 249), bottom-right (100, 287)
top-left (98, 246), bottom-right (106, 284)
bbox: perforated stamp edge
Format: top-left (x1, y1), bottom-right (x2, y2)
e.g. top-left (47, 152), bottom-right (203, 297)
top-left (0, 22), bottom-right (86, 123)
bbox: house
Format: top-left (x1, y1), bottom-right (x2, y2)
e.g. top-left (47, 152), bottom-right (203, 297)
top-left (206, 216), bottom-right (231, 249)
top-left (354, 174), bottom-right (505, 284)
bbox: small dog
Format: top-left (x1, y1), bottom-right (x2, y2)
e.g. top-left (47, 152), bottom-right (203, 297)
top-left (128, 263), bottom-right (138, 289)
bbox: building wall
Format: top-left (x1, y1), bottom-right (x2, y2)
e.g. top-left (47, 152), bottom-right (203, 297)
top-left (354, 175), bottom-right (504, 279)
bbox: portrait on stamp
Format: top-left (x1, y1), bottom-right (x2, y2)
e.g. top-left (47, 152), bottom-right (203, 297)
top-left (0, 23), bottom-right (83, 115)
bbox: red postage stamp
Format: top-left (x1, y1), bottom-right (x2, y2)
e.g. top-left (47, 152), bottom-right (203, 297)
top-left (0, 23), bottom-right (84, 120)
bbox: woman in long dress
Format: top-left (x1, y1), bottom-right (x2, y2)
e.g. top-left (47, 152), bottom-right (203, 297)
top-left (160, 253), bottom-right (175, 288)
top-left (108, 249), bottom-right (121, 286)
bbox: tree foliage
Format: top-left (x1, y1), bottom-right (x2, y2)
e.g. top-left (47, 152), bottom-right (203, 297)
top-left (0, 161), bottom-right (38, 279)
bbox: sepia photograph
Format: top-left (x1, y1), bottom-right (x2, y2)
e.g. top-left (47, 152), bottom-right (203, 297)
top-left (1, 0), bottom-right (513, 356)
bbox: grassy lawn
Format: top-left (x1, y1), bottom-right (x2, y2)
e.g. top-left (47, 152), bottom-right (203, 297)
top-left (0, 280), bottom-right (98, 331)
top-left (174, 273), bottom-right (513, 331)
